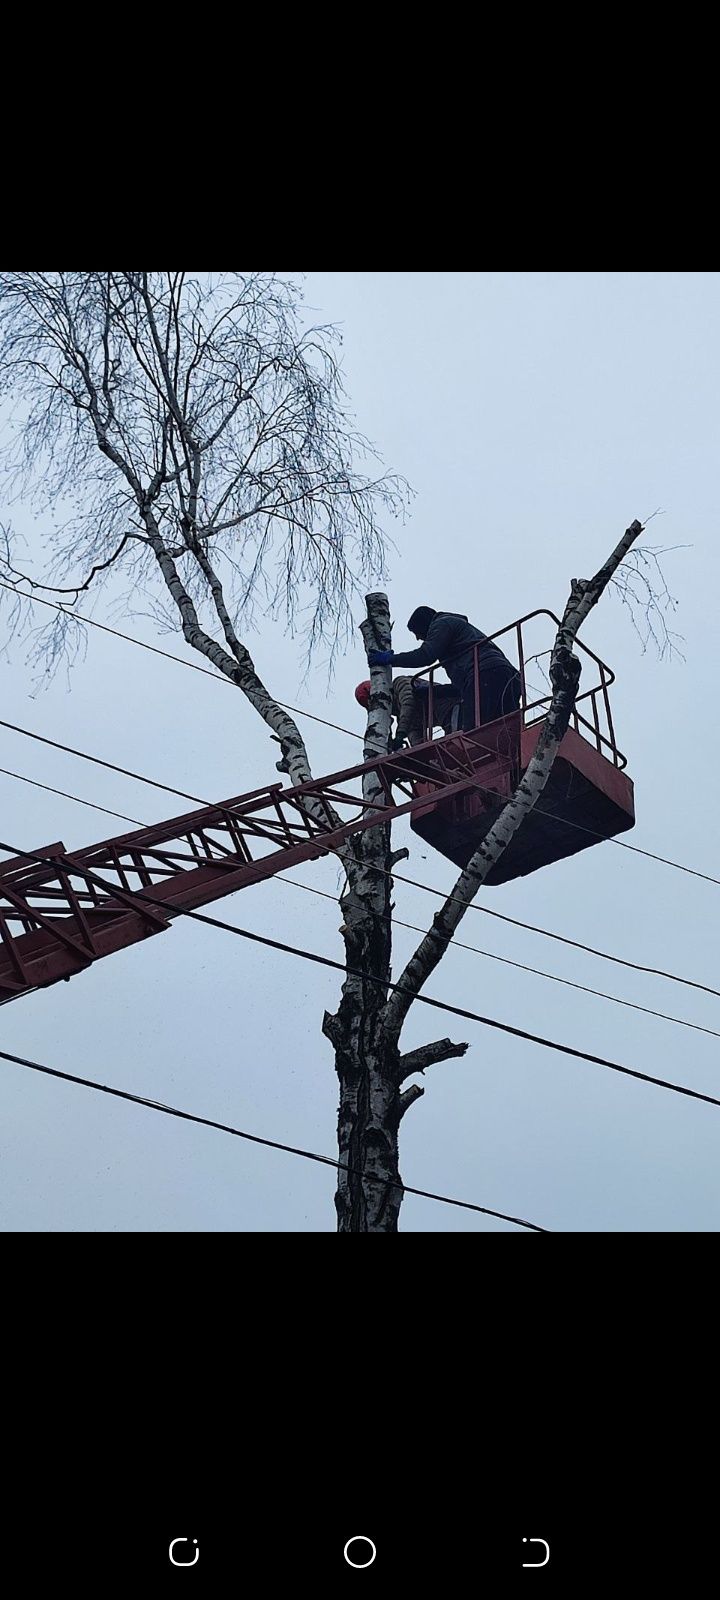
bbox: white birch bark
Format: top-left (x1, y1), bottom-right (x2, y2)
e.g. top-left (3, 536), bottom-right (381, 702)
top-left (322, 593), bottom-right (401, 1230)
top-left (70, 327), bottom-right (344, 808)
top-left (322, 595), bottom-right (470, 1231)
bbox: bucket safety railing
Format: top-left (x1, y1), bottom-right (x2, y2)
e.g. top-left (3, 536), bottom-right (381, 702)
top-left (410, 609), bottom-right (626, 769)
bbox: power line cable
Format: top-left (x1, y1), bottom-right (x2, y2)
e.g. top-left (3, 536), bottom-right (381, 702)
top-left (4, 578), bottom-right (717, 887)
top-left (390, 872), bottom-right (720, 1002)
top-left (274, 875), bottom-right (720, 1041)
top-left (0, 579), bottom-right (362, 741)
top-left (0, 716), bottom-right (207, 807)
top-left (169, 907), bottom-right (720, 1111)
top-left (1, 716), bottom-right (718, 1003)
top-left (2, 835), bottom-right (720, 1115)
top-left (0, 766), bottom-right (143, 828)
top-left (2, 759), bottom-right (716, 1041)
top-left (533, 802), bottom-right (720, 887)
top-left (0, 1043), bottom-right (545, 1232)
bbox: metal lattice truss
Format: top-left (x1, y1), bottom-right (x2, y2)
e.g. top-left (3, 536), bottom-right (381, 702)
top-left (0, 730), bottom-right (510, 1002)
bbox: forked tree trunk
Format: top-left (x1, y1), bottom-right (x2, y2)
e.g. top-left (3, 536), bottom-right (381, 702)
top-left (323, 521), bottom-right (644, 1232)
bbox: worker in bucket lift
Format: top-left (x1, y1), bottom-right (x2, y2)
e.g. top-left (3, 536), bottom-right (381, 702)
top-left (355, 677), bottom-right (458, 749)
top-left (368, 607), bottom-right (521, 731)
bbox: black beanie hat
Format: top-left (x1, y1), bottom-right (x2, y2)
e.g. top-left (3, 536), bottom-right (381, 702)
top-left (407, 606), bottom-right (436, 637)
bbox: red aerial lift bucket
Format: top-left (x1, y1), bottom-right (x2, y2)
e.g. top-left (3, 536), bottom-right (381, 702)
top-left (407, 609), bottom-right (635, 886)
top-left (409, 712), bottom-right (635, 885)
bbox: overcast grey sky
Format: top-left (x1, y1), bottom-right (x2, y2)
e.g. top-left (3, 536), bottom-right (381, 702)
top-left (1, 271), bottom-right (718, 1232)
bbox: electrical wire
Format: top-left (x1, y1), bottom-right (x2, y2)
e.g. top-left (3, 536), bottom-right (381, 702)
top-left (390, 872), bottom-right (720, 1002)
top-left (0, 1043), bottom-right (545, 1232)
top-left (271, 875), bottom-right (720, 1041)
top-left (0, 580), bottom-right (363, 741)
top-left (2, 757), bottom-right (716, 1040)
top-left (0, 766), bottom-right (143, 828)
top-left (3, 577), bottom-right (717, 886)
top-left (2, 835), bottom-right (720, 1115)
top-left (0, 717), bottom-right (207, 807)
top-left (1, 716), bottom-right (718, 1004)
top-left (533, 802), bottom-right (720, 888)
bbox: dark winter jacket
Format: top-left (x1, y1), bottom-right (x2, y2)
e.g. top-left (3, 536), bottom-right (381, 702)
top-left (392, 611), bottom-right (514, 692)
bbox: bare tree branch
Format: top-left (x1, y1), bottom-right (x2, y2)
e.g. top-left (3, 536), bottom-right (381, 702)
top-left (610, 541), bottom-right (686, 661)
top-left (0, 272), bottom-right (410, 672)
top-left (0, 529), bottom-right (142, 602)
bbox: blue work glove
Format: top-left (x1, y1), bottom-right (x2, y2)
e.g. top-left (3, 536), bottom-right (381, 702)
top-left (368, 649), bottom-right (394, 666)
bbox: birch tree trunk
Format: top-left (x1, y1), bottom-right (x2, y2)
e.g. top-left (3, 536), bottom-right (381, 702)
top-left (320, 593), bottom-right (470, 1232)
top-left (320, 593), bottom-right (402, 1232)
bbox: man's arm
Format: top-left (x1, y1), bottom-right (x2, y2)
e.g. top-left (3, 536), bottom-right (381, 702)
top-left (391, 642), bottom-right (433, 668)
top-left (392, 615), bottom-right (453, 669)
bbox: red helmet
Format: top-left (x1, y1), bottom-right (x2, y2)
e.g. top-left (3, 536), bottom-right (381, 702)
top-left (355, 680), bottom-right (371, 708)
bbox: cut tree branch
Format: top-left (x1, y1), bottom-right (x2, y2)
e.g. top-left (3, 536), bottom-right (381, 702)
top-left (398, 1084), bottom-right (425, 1120)
top-left (397, 1038), bottom-right (470, 1083)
